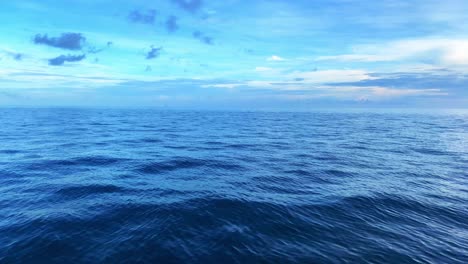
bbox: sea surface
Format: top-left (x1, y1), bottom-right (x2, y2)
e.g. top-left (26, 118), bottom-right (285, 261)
top-left (0, 108), bottom-right (467, 263)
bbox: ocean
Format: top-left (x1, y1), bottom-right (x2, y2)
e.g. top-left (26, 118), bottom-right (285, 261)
top-left (0, 108), bottom-right (467, 263)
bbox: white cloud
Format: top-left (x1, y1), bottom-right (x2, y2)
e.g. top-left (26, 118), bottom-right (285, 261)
top-left (316, 38), bottom-right (468, 66)
top-left (316, 54), bottom-right (392, 62)
top-left (0, 68), bottom-right (129, 89)
top-left (203, 69), bottom-right (375, 90)
top-left (202, 83), bottom-right (241, 89)
top-left (288, 69), bottom-right (374, 83)
top-left (201, 66), bottom-right (448, 101)
top-left (369, 87), bottom-right (446, 97)
top-left (267, 55), bottom-right (285, 61)
top-left (283, 86), bottom-right (446, 101)
top-left (255, 67), bottom-right (274, 72)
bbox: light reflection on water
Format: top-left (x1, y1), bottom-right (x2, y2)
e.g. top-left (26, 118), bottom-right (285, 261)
top-left (0, 108), bottom-right (467, 263)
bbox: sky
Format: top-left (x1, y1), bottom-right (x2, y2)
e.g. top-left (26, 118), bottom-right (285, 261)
top-left (1, 0), bottom-right (468, 109)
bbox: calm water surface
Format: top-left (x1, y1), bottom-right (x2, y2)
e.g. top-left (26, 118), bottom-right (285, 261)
top-left (0, 109), bottom-right (467, 263)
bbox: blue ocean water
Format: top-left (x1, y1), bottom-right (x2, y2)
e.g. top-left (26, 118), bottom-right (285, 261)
top-left (0, 108), bottom-right (467, 263)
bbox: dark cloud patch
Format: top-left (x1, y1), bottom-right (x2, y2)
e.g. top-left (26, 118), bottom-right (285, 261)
top-left (145, 66), bottom-right (152, 72)
top-left (12, 53), bottom-right (23, 61)
top-left (171, 0), bottom-right (203, 13)
top-left (128, 9), bottom-right (157, 25)
top-left (193, 31), bottom-right (202, 38)
top-left (193, 30), bottom-right (213, 45)
top-left (49, 54), bottom-right (86, 66)
top-left (165, 16), bottom-right (179, 33)
top-left (34, 33), bottom-right (86, 50)
top-left (146, 46), bottom-right (163, 59)
top-left (201, 36), bottom-right (213, 45)
top-left (2, 50), bottom-right (23, 61)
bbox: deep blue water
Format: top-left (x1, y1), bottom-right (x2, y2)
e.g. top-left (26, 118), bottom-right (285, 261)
top-left (0, 109), bottom-right (467, 263)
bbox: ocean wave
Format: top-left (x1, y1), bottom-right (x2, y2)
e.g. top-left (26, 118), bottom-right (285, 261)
top-left (2, 196), bottom-right (466, 263)
top-left (1, 109), bottom-right (467, 263)
top-left (136, 158), bottom-right (246, 175)
top-left (24, 156), bottom-right (126, 171)
top-left (54, 184), bottom-right (127, 199)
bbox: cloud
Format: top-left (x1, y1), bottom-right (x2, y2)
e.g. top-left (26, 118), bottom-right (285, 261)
top-left (193, 31), bottom-right (213, 45)
top-left (0, 66), bottom-right (457, 108)
top-left (203, 70), bottom-right (375, 91)
top-left (202, 83), bottom-right (240, 89)
top-left (202, 80), bottom-right (446, 101)
top-left (327, 71), bottom-right (468, 96)
top-left (288, 70), bottom-right (373, 84)
top-left (201, 36), bottom-right (213, 45)
top-left (0, 90), bottom-right (22, 99)
top-left (0, 69), bottom-right (129, 89)
top-left (146, 46), bottom-right (163, 59)
top-left (171, 0), bottom-right (203, 13)
top-left (165, 16), bottom-right (179, 33)
top-left (267, 55), bottom-right (285, 61)
top-left (255, 67), bottom-right (274, 72)
top-left (316, 54), bottom-right (390, 62)
top-left (128, 9), bottom-right (157, 25)
top-left (33, 33), bottom-right (86, 50)
top-left (88, 47), bottom-right (104, 54)
top-left (49, 54), bottom-right (86, 66)
top-left (193, 31), bottom-right (202, 38)
top-left (0, 48), bottom-right (23, 61)
top-left (366, 87), bottom-right (445, 98)
top-left (14, 54), bottom-right (23, 61)
top-left (316, 38), bottom-right (468, 66)
top-left (87, 41), bottom-right (113, 54)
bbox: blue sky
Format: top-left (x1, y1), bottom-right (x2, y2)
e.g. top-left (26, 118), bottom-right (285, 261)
top-left (1, 0), bottom-right (468, 109)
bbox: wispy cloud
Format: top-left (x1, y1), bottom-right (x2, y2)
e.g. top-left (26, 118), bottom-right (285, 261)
top-left (49, 54), bottom-right (86, 66)
top-left (203, 82), bottom-right (446, 100)
top-left (255, 67), bottom-right (274, 72)
top-left (316, 38), bottom-right (468, 67)
top-left (193, 31), bottom-right (213, 45)
top-left (128, 9), bottom-right (157, 25)
top-left (202, 69), bottom-right (374, 90)
top-left (0, 68), bottom-right (129, 89)
top-left (87, 41), bottom-right (113, 54)
top-left (0, 48), bottom-right (23, 61)
top-left (0, 90), bottom-right (22, 99)
top-left (1, 0), bottom-right (467, 108)
top-left (267, 55), bottom-right (285, 61)
top-left (200, 67), bottom-right (450, 101)
top-left (288, 70), bottom-right (374, 84)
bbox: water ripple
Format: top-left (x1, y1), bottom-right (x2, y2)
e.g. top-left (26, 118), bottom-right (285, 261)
top-left (0, 109), bottom-right (467, 263)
